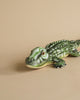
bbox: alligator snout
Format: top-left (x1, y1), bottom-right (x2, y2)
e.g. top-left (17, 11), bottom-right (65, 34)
top-left (25, 57), bottom-right (36, 65)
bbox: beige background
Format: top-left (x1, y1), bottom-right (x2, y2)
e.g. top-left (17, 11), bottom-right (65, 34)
top-left (0, 0), bottom-right (80, 100)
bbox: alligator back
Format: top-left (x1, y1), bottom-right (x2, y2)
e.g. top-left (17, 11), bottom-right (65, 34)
top-left (45, 40), bottom-right (71, 58)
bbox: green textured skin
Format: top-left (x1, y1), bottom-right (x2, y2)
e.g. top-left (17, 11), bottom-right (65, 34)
top-left (25, 40), bottom-right (80, 68)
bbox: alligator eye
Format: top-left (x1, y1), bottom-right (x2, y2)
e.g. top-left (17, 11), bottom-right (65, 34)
top-left (42, 52), bottom-right (45, 55)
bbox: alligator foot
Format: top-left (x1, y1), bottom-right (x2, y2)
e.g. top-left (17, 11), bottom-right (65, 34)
top-left (52, 57), bottom-right (66, 68)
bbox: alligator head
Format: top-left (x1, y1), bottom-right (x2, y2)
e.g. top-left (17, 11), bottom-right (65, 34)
top-left (25, 47), bottom-right (49, 67)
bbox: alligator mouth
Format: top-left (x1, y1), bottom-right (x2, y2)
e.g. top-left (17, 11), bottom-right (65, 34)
top-left (26, 62), bottom-right (53, 69)
top-left (25, 57), bottom-right (53, 69)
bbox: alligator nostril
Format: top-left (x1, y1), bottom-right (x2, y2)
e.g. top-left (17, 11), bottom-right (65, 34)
top-left (26, 56), bottom-right (36, 65)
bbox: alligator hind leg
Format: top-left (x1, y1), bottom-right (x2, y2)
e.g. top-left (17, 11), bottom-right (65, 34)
top-left (69, 49), bottom-right (80, 57)
top-left (52, 57), bottom-right (66, 68)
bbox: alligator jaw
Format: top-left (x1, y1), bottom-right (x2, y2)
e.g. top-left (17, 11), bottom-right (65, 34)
top-left (26, 61), bottom-right (53, 69)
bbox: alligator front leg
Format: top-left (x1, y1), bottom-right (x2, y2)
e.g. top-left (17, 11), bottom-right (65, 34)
top-left (52, 57), bottom-right (66, 68)
top-left (69, 49), bottom-right (80, 57)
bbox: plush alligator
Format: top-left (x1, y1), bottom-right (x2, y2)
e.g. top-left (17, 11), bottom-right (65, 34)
top-left (25, 40), bottom-right (80, 69)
